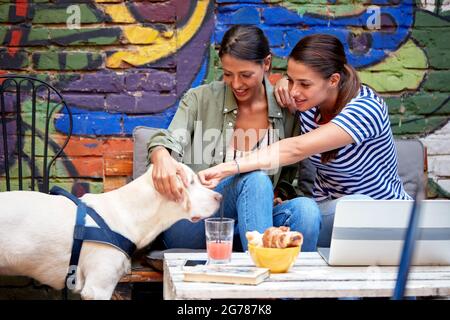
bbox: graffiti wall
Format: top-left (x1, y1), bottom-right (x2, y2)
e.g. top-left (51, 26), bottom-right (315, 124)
top-left (0, 0), bottom-right (449, 198)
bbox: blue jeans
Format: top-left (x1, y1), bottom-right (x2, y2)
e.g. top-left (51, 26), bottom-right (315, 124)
top-left (162, 171), bottom-right (321, 251)
top-left (317, 194), bottom-right (373, 248)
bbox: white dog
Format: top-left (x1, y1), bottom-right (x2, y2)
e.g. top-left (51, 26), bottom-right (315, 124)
top-left (0, 164), bottom-right (222, 299)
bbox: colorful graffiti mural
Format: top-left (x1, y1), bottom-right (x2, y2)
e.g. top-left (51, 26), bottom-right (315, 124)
top-left (0, 0), bottom-right (214, 194)
top-left (0, 0), bottom-right (449, 197)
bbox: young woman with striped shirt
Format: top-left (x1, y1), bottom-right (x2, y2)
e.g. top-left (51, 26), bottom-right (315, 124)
top-left (199, 34), bottom-right (412, 247)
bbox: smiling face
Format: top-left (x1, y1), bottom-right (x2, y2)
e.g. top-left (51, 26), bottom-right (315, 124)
top-left (221, 54), bottom-right (270, 104)
top-left (286, 59), bottom-right (340, 113)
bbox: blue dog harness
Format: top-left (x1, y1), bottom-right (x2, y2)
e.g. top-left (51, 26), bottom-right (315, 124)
top-left (50, 186), bottom-right (136, 289)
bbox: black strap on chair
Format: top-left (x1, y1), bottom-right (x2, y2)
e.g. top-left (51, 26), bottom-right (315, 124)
top-left (50, 186), bottom-right (136, 293)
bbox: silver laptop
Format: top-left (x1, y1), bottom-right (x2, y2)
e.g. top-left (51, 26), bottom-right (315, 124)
top-left (318, 200), bottom-right (450, 266)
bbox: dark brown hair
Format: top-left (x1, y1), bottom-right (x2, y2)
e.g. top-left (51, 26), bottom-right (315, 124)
top-left (289, 34), bottom-right (360, 163)
top-left (219, 25), bottom-right (271, 65)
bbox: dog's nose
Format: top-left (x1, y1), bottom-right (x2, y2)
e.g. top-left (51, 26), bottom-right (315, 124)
top-left (214, 193), bottom-right (223, 202)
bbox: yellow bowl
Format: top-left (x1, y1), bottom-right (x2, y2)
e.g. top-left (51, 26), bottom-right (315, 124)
top-left (248, 244), bottom-right (301, 273)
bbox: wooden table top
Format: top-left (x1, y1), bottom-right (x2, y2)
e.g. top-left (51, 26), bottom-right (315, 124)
top-left (163, 252), bottom-right (450, 300)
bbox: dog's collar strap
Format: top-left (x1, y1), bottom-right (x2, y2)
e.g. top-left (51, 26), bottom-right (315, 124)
top-left (49, 186), bottom-right (137, 265)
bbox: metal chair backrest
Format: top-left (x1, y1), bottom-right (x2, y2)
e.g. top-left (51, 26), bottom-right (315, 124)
top-left (0, 75), bottom-right (73, 193)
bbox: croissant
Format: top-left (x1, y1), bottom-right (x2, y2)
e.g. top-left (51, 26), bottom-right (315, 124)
top-left (246, 227), bottom-right (303, 249)
top-left (246, 230), bottom-right (263, 247)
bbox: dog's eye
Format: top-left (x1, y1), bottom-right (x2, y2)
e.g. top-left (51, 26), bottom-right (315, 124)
top-left (190, 179), bottom-right (195, 185)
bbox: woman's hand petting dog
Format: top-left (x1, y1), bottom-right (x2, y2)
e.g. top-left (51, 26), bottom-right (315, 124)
top-left (150, 146), bottom-right (189, 202)
top-left (198, 163), bottom-right (229, 190)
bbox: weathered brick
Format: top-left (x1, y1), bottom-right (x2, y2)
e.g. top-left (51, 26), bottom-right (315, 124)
top-left (123, 25), bottom-right (159, 45)
top-left (103, 152), bottom-right (133, 176)
top-left (386, 93), bottom-right (450, 115)
top-left (421, 122), bottom-right (450, 156)
top-left (124, 73), bottom-right (146, 91)
top-left (33, 4), bottom-right (107, 24)
top-left (135, 92), bottom-right (176, 113)
top-left (262, 27), bottom-right (285, 47)
top-left (422, 137), bottom-right (450, 155)
top-left (70, 113), bottom-right (123, 135)
top-left (12, 135), bottom-right (60, 158)
top-left (105, 93), bottom-right (136, 113)
top-left (62, 72), bottom-right (124, 93)
top-left (384, 96), bottom-right (405, 114)
top-left (54, 137), bottom-right (132, 163)
top-left (220, 6), bottom-right (260, 25)
top-left (55, 157), bottom-right (103, 178)
top-left (0, 4), bottom-right (31, 23)
top-left (428, 156), bottom-right (450, 177)
top-left (26, 27), bottom-right (50, 46)
top-left (52, 73), bottom-right (81, 91)
top-left (103, 176), bottom-right (129, 193)
top-left (404, 93), bottom-right (450, 115)
top-left (127, 1), bottom-right (176, 23)
top-left (262, 7), bottom-right (302, 25)
top-left (63, 94), bottom-right (105, 110)
top-left (0, 26), bottom-right (7, 44)
top-left (437, 179), bottom-right (450, 193)
top-left (390, 115), bottom-right (449, 135)
top-left (122, 114), bottom-right (171, 134)
top-left (1, 26), bottom-right (49, 46)
top-left (49, 27), bottom-right (121, 46)
top-left (425, 49), bottom-right (450, 69)
top-left (54, 136), bottom-right (102, 157)
top-left (48, 178), bottom-right (103, 195)
top-left (108, 91), bottom-right (176, 114)
top-left (413, 28), bottom-right (450, 49)
top-left (423, 71), bottom-right (450, 92)
top-left (0, 49), bottom-right (29, 69)
top-left (141, 70), bottom-right (176, 92)
top-left (413, 27), bottom-right (450, 69)
top-left (33, 51), bottom-right (103, 71)
top-left (0, 155), bottom-right (65, 180)
top-left (127, 71), bottom-right (179, 92)
top-left (414, 10), bottom-right (448, 28)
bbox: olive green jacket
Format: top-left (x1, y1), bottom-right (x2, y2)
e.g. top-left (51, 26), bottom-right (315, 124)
top-left (147, 77), bottom-right (300, 190)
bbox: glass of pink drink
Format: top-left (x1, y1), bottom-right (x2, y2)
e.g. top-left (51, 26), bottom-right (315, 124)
top-left (205, 218), bottom-right (234, 264)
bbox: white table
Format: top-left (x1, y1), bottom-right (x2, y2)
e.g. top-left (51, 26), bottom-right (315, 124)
top-left (163, 252), bottom-right (450, 300)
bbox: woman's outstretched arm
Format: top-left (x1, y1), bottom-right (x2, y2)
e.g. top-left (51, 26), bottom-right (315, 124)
top-left (199, 122), bottom-right (354, 188)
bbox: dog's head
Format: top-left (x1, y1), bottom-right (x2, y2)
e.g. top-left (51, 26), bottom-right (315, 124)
top-left (176, 163), bottom-right (222, 223)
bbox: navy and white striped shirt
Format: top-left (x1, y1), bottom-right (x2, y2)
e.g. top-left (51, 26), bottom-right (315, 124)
top-left (299, 85), bottom-right (411, 201)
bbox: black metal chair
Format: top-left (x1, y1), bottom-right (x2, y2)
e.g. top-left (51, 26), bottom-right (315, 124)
top-left (0, 75), bottom-right (73, 193)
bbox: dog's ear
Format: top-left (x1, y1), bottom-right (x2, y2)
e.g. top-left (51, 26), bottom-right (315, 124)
top-left (181, 189), bottom-right (192, 212)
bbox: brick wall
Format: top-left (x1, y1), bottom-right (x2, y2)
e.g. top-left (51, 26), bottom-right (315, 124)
top-left (1, 0), bottom-right (449, 197)
top-left (0, 0), bottom-right (214, 195)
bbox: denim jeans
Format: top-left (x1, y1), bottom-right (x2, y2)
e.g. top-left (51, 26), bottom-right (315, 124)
top-left (317, 194), bottom-right (373, 248)
top-left (162, 171), bottom-right (321, 251)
